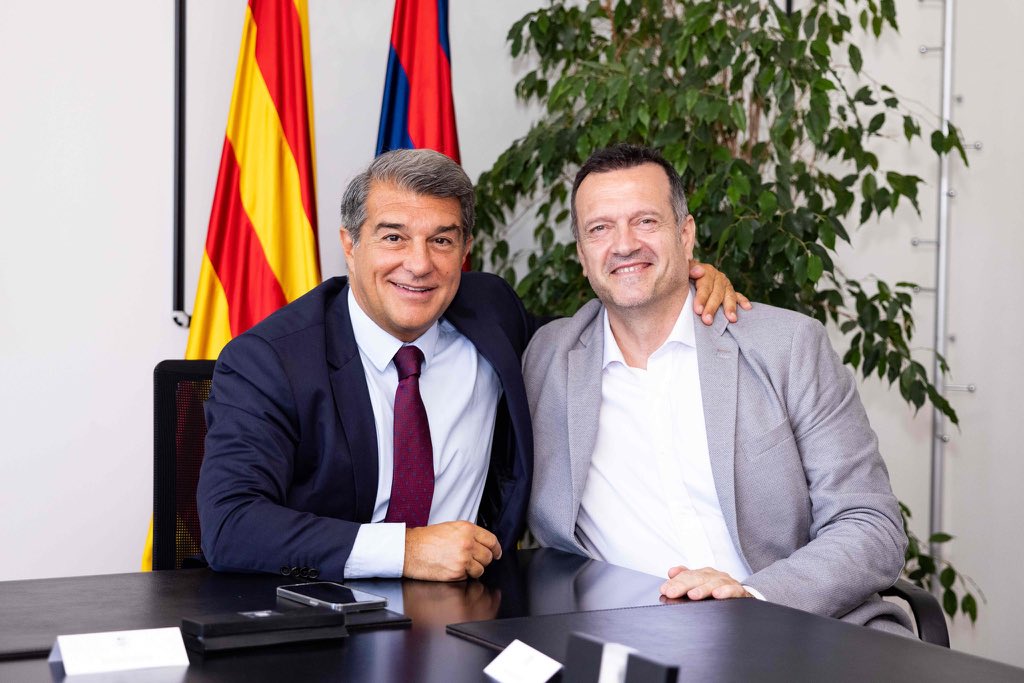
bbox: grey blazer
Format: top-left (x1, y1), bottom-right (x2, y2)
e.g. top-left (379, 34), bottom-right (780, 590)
top-left (524, 297), bottom-right (912, 631)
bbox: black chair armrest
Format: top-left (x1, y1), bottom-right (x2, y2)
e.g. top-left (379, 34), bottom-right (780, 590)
top-left (881, 578), bottom-right (950, 647)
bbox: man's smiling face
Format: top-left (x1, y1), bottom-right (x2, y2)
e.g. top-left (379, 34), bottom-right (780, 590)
top-left (341, 180), bottom-right (470, 342)
top-left (574, 162), bottom-right (694, 315)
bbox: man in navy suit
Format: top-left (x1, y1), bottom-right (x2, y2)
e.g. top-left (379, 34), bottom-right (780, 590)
top-left (197, 149), bottom-right (739, 581)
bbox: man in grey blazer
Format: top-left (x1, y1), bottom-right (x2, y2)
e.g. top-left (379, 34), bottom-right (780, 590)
top-left (524, 144), bottom-right (912, 633)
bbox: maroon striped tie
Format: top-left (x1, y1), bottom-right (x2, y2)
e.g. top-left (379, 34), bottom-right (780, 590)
top-left (384, 345), bottom-right (433, 527)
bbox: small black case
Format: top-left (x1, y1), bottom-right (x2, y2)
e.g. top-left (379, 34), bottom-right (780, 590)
top-left (181, 607), bottom-right (349, 653)
top-left (182, 607), bottom-right (347, 638)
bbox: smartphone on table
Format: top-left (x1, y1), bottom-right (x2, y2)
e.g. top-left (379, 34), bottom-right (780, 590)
top-left (276, 582), bottom-right (388, 613)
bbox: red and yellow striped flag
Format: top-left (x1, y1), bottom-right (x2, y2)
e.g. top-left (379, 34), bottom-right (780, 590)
top-left (186, 0), bottom-right (321, 360)
top-left (142, 0), bottom-right (320, 571)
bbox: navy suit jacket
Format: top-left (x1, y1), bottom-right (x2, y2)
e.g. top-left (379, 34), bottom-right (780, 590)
top-left (197, 273), bottom-right (541, 579)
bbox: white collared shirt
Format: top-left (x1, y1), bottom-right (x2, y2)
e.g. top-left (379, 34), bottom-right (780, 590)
top-left (576, 289), bottom-right (753, 583)
top-left (344, 289), bottom-right (502, 577)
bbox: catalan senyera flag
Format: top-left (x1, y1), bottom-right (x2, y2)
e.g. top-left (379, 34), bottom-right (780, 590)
top-left (376, 0), bottom-right (460, 162)
top-left (187, 0), bottom-right (321, 361)
top-left (142, 0), bottom-right (321, 571)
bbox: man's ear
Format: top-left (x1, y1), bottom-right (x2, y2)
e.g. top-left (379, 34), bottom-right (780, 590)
top-left (340, 227), bottom-right (356, 270)
top-left (576, 239), bottom-right (588, 278)
top-left (681, 214), bottom-right (696, 262)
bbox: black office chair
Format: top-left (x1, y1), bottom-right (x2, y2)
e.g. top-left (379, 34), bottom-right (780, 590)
top-left (152, 359), bottom-right (216, 570)
top-left (881, 578), bottom-right (950, 647)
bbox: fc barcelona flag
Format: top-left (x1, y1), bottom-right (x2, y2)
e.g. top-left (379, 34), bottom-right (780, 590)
top-left (376, 0), bottom-right (460, 162)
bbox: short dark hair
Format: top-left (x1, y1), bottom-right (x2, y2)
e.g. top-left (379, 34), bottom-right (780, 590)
top-left (570, 144), bottom-right (689, 238)
top-left (340, 149), bottom-right (474, 244)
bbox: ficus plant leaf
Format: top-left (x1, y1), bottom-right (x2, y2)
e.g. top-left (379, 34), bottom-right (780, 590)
top-left (473, 0), bottom-right (977, 621)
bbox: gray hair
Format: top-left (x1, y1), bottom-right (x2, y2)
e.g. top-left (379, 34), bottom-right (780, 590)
top-left (570, 144), bottom-right (689, 239)
top-left (340, 149), bottom-right (474, 244)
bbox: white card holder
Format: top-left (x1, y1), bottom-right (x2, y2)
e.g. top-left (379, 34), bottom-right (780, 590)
top-left (48, 626), bottom-right (189, 679)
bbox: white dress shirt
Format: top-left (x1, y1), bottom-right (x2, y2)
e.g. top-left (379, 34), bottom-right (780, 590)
top-left (343, 290), bottom-right (502, 577)
top-left (576, 290), bottom-right (753, 584)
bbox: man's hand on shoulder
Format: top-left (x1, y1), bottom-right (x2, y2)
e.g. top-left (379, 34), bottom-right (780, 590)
top-left (690, 262), bottom-right (752, 325)
top-left (403, 521), bottom-right (502, 581)
top-left (660, 565), bottom-right (753, 600)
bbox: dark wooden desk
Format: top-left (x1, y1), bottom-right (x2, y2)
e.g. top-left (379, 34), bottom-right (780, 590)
top-left (1, 548), bottom-right (1021, 682)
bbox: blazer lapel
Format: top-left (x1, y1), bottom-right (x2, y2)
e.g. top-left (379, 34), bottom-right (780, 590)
top-left (566, 312), bottom-right (604, 545)
top-left (446, 314), bottom-right (531, 465)
top-left (325, 282), bottom-right (378, 523)
top-left (694, 313), bottom-right (746, 564)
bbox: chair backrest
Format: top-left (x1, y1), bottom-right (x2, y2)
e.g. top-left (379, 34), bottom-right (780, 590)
top-left (153, 359), bottom-right (216, 570)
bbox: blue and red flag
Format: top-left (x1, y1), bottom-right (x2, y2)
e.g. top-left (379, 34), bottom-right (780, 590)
top-left (376, 0), bottom-right (460, 162)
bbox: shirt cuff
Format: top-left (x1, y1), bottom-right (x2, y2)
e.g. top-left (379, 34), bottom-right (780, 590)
top-left (743, 585), bottom-right (766, 601)
top-left (344, 523), bottom-right (406, 578)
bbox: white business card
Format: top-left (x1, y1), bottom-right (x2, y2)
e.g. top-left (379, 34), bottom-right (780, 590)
top-left (484, 638), bottom-right (562, 683)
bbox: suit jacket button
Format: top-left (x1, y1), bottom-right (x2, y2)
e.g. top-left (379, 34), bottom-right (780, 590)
top-left (309, 569), bottom-right (320, 579)
top-left (291, 566), bottom-right (301, 577)
top-left (280, 566), bottom-right (292, 576)
top-left (299, 567), bottom-right (310, 578)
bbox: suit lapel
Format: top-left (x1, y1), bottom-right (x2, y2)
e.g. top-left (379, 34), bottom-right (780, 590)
top-left (444, 301), bottom-right (533, 538)
top-left (694, 314), bottom-right (746, 563)
top-left (566, 312), bottom-right (604, 545)
top-left (325, 282), bottom-right (378, 523)
top-left (446, 314), bottom-right (529, 455)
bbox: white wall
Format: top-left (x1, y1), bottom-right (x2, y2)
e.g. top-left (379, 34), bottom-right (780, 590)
top-left (1, 0), bottom-right (1020, 668)
top-left (1, 1), bottom-right (182, 578)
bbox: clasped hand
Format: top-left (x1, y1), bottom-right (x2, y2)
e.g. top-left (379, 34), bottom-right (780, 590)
top-left (403, 521), bottom-right (502, 581)
top-left (660, 565), bottom-right (752, 601)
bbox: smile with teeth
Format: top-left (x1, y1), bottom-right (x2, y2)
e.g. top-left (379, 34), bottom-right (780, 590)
top-left (392, 282), bottom-right (434, 293)
top-left (611, 263), bottom-right (649, 275)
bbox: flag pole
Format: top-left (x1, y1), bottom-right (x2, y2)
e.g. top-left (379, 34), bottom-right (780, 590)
top-left (172, 0), bottom-right (190, 328)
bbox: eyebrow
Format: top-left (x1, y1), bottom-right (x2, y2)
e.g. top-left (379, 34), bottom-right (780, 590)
top-left (373, 222), bottom-right (461, 235)
top-left (583, 209), bottom-right (665, 228)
